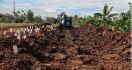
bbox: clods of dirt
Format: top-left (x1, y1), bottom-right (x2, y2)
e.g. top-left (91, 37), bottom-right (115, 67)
top-left (0, 24), bottom-right (130, 70)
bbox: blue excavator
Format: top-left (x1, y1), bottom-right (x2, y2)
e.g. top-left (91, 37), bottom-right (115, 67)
top-left (58, 13), bottom-right (73, 28)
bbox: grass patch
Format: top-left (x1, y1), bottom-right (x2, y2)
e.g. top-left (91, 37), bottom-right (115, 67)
top-left (0, 23), bottom-right (36, 27)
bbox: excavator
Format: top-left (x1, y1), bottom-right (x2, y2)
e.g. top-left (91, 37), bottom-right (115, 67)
top-left (39, 12), bottom-right (73, 29)
top-left (58, 13), bottom-right (73, 28)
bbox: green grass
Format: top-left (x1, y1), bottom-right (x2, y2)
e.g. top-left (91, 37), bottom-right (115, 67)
top-left (0, 23), bottom-right (36, 27)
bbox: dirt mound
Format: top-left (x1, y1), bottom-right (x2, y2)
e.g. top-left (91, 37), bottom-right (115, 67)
top-left (0, 24), bottom-right (130, 70)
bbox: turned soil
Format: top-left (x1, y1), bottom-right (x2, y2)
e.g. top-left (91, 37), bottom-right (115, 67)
top-left (0, 24), bottom-right (130, 70)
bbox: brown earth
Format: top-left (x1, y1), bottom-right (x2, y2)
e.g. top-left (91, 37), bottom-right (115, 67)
top-left (0, 24), bottom-right (130, 70)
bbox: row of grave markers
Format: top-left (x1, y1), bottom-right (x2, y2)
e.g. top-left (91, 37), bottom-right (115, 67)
top-left (7, 25), bottom-right (55, 54)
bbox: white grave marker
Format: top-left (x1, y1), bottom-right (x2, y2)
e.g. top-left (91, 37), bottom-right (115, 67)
top-left (35, 28), bottom-right (39, 33)
top-left (9, 28), bottom-right (13, 32)
top-left (23, 28), bottom-right (26, 34)
top-left (30, 26), bottom-right (32, 29)
top-left (27, 27), bottom-right (29, 29)
top-left (20, 28), bottom-right (24, 32)
top-left (50, 25), bottom-right (55, 30)
top-left (17, 34), bottom-right (21, 40)
top-left (16, 30), bottom-right (19, 33)
top-left (27, 29), bottom-right (30, 33)
top-left (13, 45), bottom-right (18, 54)
top-left (16, 30), bottom-right (20, 35)
top-left (23, 35), bottom-right (26, 39)
top-left (42, 25), bottom-right (44, 28)
top-left (30, 29), bottom-right (33, 34)
top-left (3, 31), bottom-right (6, 35)
top-left (14, 32), bottom-right (17, 37)
top-left (31, 26), bottom-right (34, 29)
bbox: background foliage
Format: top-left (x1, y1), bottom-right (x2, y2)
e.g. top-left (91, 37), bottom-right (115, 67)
top-left (0, 3), bottom-right (131, 32)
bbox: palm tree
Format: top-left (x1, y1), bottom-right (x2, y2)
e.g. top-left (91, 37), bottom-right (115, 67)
top-left (94, 4), bottom-right (118, 21)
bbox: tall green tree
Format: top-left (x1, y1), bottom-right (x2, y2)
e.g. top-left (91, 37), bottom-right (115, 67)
top-left (27, 10), bottom-right (34, 23)
top-left (21, 10), bottom-right (26, 21)
top-left (34, 16), bottom-right (43, 23)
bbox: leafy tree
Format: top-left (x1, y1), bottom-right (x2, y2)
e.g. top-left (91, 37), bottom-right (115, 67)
top-left (120, 12), bottom-right (129, 21)
top-left (45, 17), bottom-right (57, 24)
top-left (13, 11), bottom-right (24, 23)
top-left (34, 16), bottom-right (43, 23)
top-left (27, 10), bottom-right (34, 23)
top-left (20, 10), bottom-right (27, 22)
top-left (74, 15), bottom-right (78, 19)
top-left (94, 13), bottom-right (102, 18)
top-left (117, 2), bottom-right (131, 32)
top-left (72, 15), bottom-right (79, 27)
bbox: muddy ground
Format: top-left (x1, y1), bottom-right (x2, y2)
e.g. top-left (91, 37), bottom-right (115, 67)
top-left (0, 24), bottom-right (131, 70)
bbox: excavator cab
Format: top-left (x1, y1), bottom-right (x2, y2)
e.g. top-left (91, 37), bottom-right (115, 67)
top-left (58, 13), bottom-right (73, 28)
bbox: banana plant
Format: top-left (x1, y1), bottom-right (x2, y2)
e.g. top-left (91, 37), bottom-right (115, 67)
top-left (94, 4), bottom-right (118, 22)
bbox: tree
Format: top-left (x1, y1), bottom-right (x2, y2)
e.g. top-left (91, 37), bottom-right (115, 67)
top-left (20, 10), bottom-right (27, 22)
top-left (34, 16), bottom-right (43, 23)
top-left (72, 15), bottom-right (79, 27)
top-left (120, 12), bottom-right (129, 21)
top-left (17, 11), bottom-right (20, 17)
top-left (74, 15), bottom-right (78, 19)
top-left (13, 11), bottom-right (25, 23)
top-left (27, 10), bottom-right (34, 23)
top-left (45, 17), bottom-right (57, 24)
top-left (94, 4), bottom-right (118, 22)
top-left (94, 13), bottom-right (102, 18)
top-left (118, 2), bottom-right (131, 32)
